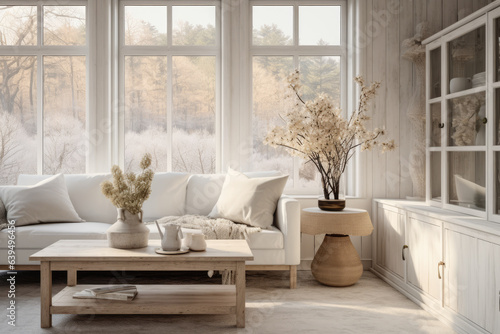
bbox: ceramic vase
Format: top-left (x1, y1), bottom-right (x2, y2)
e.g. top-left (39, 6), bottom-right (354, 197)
top-left (107, 208), bottom-right (149, 249)
top-left (318, 180), bottom-right (346, 211)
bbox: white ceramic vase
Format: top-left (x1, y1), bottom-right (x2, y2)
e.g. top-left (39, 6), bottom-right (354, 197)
top-left (107, 208), bottom-right (149, 249)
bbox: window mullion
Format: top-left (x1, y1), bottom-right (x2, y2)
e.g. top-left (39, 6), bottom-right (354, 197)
top-left (166, 4), bottom-right (173, 172)
top-left (37, 3), bottom-right (43, 174)
top-left (167, 55), bottom-right (173, 172)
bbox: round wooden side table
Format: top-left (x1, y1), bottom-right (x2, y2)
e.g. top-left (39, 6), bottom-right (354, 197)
top-left (301, 207), bottom-right (373, 287)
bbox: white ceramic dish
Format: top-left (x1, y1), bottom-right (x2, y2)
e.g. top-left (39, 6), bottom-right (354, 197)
top-left (155, 248), bottom-right (190, 255)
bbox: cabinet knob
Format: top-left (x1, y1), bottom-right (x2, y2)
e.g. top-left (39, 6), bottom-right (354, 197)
top-left (438, 123), bottom-right (445, 129)
top-left (402, 245), bottom-right (408, 261)
top-left (437, 261), bottom-right (445, 279)
top-left (482, 117), bottom-right (487, 124)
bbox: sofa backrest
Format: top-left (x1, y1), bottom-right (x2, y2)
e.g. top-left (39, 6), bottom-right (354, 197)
top-left (17, 173), bottom-right (190, 223)
top-left (142, 172), bottom-right (190, 222)
top-left (17, 170), bottom-right (281, 222)
top-left (184, 171), bottom-right (283, 216)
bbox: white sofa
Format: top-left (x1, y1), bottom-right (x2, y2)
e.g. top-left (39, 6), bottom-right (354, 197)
top-left (0, 172), bottom-right (300, 288)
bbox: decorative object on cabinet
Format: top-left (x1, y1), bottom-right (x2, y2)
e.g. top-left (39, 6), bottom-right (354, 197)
top-left (402, 21), bottom-right (430, 199)
top-left (449, 77), bottom-right (472, 93)
top-left (453, 174), bottom-right (486, 209)
top-left (264, 71), bottom-right (395, 210)
top-left (449, 93), bottom-right (485, 146)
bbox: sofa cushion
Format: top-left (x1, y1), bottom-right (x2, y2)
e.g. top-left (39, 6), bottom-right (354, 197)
top-left (0, 222), bottom-right (110, 249)
top-left (1, 174), bottom-right (83, 227)
top-left (142, 172), bottom-right (190, 221)
top-left (0, 221), bottom-right (284, 251)
top-left (185, 171), bottom-right (282, 216)
top-left (18, 173), bottom-right (117, 224)
top-left (208, 168), bottom-right (288, 228)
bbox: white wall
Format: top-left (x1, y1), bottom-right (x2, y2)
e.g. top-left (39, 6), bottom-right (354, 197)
top-left (299, 0), bottom-right (495, 269)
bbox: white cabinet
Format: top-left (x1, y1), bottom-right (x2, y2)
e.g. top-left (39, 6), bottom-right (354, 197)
top-left (373, 203), bottom-right (443, 305)
top-left (424, 1), bottom-right (500, 223)
top-left (406, 214), bottom-right (442, 305)
top-left (372, 199), bottom-right (500, 334)
top-left (445, 229), bottom-right (500, 333)
top-left (374, 203), bottom-right (405, 281)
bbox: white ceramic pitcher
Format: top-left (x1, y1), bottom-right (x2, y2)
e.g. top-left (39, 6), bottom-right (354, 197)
top-left (155, 222), bottom-right (183, 251)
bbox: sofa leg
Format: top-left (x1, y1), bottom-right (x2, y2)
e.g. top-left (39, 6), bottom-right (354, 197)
top-left (290, 265), bottom-right (297, 289)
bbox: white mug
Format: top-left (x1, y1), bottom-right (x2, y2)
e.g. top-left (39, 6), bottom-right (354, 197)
top-left (189, 234), bottom-right (207, 251)
top-left (450, 77), bottom-right (471, 93)
top-left (182, 232), bottom-right (193, 249)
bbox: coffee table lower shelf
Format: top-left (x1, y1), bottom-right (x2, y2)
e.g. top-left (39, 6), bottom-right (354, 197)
top-left (52, 285), bottom-right (236, 315)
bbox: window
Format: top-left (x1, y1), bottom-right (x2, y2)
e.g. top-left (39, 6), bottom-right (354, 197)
top-left (0, 1), bottom-right (352, 197)
top-left (0, 2), bottom-right (89, 184)
top-left (120, 2), bottom-right (219, 173)
top-left (249, 1), bottom-right (346, 194)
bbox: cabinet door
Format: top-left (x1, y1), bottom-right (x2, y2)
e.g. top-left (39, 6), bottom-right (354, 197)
top-left (406, 216), bottom-right (442, 303)
top-left (446, 230), bottom-right (500, 332)
top-left (375, 204), bottom-right (405, 280)
top-left (478, 239), bottom-right (500, 333)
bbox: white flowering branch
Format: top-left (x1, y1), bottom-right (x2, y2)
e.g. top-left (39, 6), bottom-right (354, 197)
top-left (264, 70), bottom-right (395, 200)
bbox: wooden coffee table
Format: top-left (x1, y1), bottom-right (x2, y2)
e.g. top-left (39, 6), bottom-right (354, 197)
top-left (29, 239), bottom-right (253, 328)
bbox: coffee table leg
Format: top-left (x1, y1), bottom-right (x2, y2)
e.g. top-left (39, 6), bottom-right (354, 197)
top-left (40, 261), bottom-right (52, 328)
top-left (67, 269), bottom-right (77, 286)
top-left (235, 261), bottom-right (245, 328)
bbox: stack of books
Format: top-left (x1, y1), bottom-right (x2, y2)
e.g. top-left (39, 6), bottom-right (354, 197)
top-left (73, 285), bottom-right (138, 301)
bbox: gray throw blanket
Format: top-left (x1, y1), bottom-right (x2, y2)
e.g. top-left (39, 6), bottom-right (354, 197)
top-left (147, 215), bottom-right (261, 284)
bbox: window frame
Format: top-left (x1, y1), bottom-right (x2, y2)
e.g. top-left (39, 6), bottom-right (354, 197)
top-left (0, 0), bottom-right (95, 176)
top-left (244, 0), bottom-right (348, 195)
top-left (117, 0), bottom-right (221, 172)
top-left (1, 0), bottom-right (358, 198)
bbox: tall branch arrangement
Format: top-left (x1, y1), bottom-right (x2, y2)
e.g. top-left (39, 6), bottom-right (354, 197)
top-left (264, 70), bottom-right (395, 200)
top-left (101, 153), bottom-right (154, 214)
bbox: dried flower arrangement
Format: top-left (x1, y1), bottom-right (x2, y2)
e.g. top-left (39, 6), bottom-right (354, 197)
top-left (101, 153), bottom-right (154, 214)
top-left (264, 70), bottom-right (395, 200)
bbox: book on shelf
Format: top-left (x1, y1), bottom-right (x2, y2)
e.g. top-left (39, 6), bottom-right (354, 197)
top-left (88, 285), bottom-right (137, 296)
top-left (73, 286), bottom-right (138, 301)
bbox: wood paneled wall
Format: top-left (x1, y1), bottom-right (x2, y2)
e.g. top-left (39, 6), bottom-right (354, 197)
top-left (363, 0), bottom-right (494, 200)
top-left (299, 0), bottom-right (496, 268)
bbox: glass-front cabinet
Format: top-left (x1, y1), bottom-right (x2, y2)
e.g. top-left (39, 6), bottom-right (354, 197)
top-left (425, 7), bottom-right (500, 221)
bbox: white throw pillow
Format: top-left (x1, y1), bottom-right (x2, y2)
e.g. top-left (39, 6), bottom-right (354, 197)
top-left (208, 168), bottom-right (288, 228)
top-left (17, 173), bottom-right (117, 224)
top-left (185, 171), bottom-right (283, 216)
top-left (0, 174), bottom-right (83, 227)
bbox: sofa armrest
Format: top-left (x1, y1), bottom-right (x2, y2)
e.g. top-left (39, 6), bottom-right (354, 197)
top-left (274, 195), bottom-right (301, 265)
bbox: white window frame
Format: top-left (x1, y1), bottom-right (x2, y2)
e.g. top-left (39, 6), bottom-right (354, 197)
top-left (3, 0), bottom-right (362, 197)
top-left (117, 0), bottom-right (222, 172)
top-left (0, 0), bottom-right (95, 175)
top-left (240, 0), bottom-right (348, 195)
